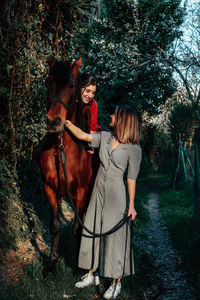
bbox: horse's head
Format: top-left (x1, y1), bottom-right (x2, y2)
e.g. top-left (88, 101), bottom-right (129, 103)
top-left (46, 57), bottom-right (82, 133)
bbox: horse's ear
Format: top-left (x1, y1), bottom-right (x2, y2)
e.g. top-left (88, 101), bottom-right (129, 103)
top-left (72, 57), bottom-right (82, 79)
top-left (49, 57), bottom-right (57, 69)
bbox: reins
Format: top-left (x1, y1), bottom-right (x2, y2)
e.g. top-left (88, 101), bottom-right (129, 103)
top-left (59, 132), bottom-right (131, 238)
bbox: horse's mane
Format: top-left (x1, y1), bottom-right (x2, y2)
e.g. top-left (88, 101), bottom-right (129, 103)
top-left (75, 74), bottom-right (85, 132)
top-left (51, 61), bottom-right (71, 86)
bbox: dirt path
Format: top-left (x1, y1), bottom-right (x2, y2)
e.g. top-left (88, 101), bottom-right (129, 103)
top-left (135, 189), bottom-right (198, 300)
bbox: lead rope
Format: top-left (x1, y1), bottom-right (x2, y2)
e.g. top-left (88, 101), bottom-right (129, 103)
top-left (60, 135), bottom-right (130, 237)
top-left (59, 133), bottom-right (134, 294)
top-left (90, 196), bottom-right (97, 270)
top-left (130, 220), bottom-right (134, 298)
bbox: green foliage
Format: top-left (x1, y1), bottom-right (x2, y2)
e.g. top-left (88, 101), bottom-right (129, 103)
top-left (137, 0), bottom-right (184, 50)
top-left (134, 190), bottom-right (149, 226)
top-left (168, 102), bottom-right (195, 144)
top-left (0, 0), bottom-right (92, 164)
top-left (0, 159), bottom-right (46, 253)
top-left (1, 257), bottom-right (76, 300)
top-left (0, 0), bottom-right (93, 252)
top-left (139, 174), bottom-right (170, 184)
top-left (73, 0), bottom-right (184, 124)
top-left (140, 121), bottom-right (173, 175)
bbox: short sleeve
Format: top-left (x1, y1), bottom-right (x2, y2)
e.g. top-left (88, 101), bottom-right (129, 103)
top-left (90, 132), bottom-right (101, 148)
top-left (127, 145), bottom-right (142, 180)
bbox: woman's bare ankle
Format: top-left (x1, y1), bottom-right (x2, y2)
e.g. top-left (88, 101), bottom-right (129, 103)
top-left (113, 278), bottom-right (120, 284)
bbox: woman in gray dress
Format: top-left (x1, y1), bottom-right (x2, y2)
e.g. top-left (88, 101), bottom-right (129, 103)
top-left (65, 106), bottom-right (142, 299)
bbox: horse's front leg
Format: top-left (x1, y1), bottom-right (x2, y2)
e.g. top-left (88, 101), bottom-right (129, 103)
top-left (72, 186), bottom-right (88, 236)
top-left (44, 183), bottom-right (61, 274)
top-left (73, 187), bottom-right (90, 262)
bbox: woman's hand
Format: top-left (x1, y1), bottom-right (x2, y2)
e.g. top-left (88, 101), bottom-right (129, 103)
top-left (65, 120), bottom-right (72, 128)
top-left (127, 178), bottom-right (136, 221)
top-left (64, 120), bottom-right (92, 143)
top-left (128, 207), bottom-right (137, 221)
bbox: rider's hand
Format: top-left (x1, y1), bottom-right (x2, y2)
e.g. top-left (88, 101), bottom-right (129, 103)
top-left (87, 149), bottom-right (95, 155)
top-left (128, 207), bottom-right (137, 221)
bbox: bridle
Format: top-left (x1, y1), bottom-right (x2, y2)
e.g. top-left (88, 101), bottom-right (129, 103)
top-left (51, 96), bottom-right (76, 111)
top-left (48, 76), bottom-right (77, 111)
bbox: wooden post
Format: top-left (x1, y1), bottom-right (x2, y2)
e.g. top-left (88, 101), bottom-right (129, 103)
top-left (194, 126), bottom-right (200, 251)
top-left (173, 133), bottom-right (181, 188)
top-left (181, 141), bottom-right (188, 182)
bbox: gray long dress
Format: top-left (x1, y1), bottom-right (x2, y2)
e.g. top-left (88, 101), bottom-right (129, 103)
top-left (78, 131), bottom-right (142, 279)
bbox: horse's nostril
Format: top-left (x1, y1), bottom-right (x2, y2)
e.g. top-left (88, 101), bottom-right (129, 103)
top-left (46, 116), bottom-right (62, 130)
top-left (55, 116), bottom-right (61, 126)
top-left (46, 117), bottom-right (50, 126)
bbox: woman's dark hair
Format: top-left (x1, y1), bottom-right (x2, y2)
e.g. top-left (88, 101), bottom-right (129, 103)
top-left (80, 73), bottom-right (97, 132)
top-left (80, 73), bottom-right (97, 89)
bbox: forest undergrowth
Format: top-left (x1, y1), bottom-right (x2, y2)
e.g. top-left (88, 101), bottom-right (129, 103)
top-left (0, 188), bottom-right (153, 300)
top-left (159, 186), bottom-right (200, 291)
top-left (1, 173), bottom-right (199, 299)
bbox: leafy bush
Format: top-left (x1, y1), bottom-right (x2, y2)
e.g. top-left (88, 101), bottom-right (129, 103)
top-left (168, 103), bottom-right (195, 145)
top-left (0, 159), bottom-right (46, 253)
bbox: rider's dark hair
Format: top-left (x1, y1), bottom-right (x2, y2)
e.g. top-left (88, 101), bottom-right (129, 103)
top-left (80, 73), bottom-right (97, 89)
top-left (79, 73), bottom-right (97, 133)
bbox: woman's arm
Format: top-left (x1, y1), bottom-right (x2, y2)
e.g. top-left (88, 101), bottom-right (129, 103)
top-left (127, 178), bottom-right (137, 221)
top-left (65, 120), bottom-right (92, 142)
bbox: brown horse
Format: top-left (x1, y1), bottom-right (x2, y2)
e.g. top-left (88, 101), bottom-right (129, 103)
top-left (39, 57), bottom-right (92, 273)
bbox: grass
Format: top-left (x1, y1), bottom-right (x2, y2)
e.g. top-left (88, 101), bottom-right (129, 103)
top-left (138, 174), bottom-right (170, 185)
top-left (160, 189), bottom-right (194, 252)
top-left (159, 187), bottom-right (200, 288)
top-left (0, 191), bottom-right (153, 300)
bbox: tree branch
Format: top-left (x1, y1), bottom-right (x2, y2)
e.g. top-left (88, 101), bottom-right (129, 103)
top-left (158, 46), bottom-right (200, 122)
